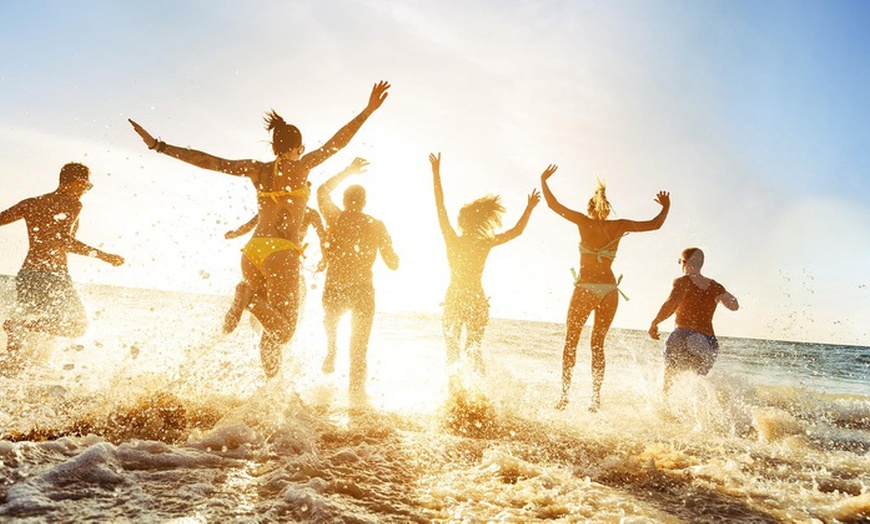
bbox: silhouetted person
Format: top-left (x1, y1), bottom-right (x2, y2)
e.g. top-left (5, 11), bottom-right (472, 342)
top-left (649, 247), bottom-right (739, 393)
top-left (128, 81), bottom-right (390, 379)
top-left (223, 204), bottom-right (325, 334)
top-left (542, 166), bottom-right (669, 412)
top-left (0, 163), bottom-right (124, 373)
top-left (316, 157), bottom-right (398, 403)
top-left (429, 153), bottom-right (540, 374)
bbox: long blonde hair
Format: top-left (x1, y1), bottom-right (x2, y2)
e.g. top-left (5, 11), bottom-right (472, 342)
top-left (457, 195), bottom-right (505, 237)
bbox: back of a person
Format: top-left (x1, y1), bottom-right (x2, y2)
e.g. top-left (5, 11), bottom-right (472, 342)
top-left (445, 235), bottom-right (492, 293)
top-left (324, 211), bottom-right (383, 291)
top-left (674, 275), bottom-right (723, 336)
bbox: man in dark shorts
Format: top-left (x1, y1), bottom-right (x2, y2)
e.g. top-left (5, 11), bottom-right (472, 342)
top-left (316, 157), bottom-right (398, 402)
top-left (648, 247), bottom-right (738, 393)
top-left (0, 163), bottom-right (124, 373)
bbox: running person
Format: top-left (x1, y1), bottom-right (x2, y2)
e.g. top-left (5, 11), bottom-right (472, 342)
top-left (541, 165), bottom-right (669, 411)
top-left (129, 81), bottom-right (390, 378)
top-left (649, 247), bottom-right (739, 393)
top-left (430, 152), bottom-right (540, 374)
top-left (0, 163), bottom-right (124, 373)
top-left (223, 203), bottom-right (325, 334)
top-left (317, 157), bottom-right (398, 402)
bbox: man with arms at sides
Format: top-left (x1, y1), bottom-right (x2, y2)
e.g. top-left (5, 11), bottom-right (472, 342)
top-left (649, 247), bottom-right (739, 393)
top-left (0, 163), bottom-right (124, 374)
top-left (317, 157), bottom-right (398, 404)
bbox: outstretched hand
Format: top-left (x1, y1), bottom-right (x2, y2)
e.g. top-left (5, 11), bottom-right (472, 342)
top-left (540, 164), bottom-right (558, 181)
top-left (347, 157), bottom-right (369, 175)
top-left (128, 119), bottom-right (157, 149)
top-left (103, 253), bottom-right (125, 267)
top-left (428, 152), bottom-right (441, 173)
top-left (527, 188), bottom-right (541, 208)
top-left (366, 81), bottom-right (391, 113)
top-left (654, 191), bottom-right (670, 208)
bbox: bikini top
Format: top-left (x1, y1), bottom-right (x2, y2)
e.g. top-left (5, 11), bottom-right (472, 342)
top-left (257, 155), bottom-right (311, 203)
top-left (578, 233), bottom-right (626, 262)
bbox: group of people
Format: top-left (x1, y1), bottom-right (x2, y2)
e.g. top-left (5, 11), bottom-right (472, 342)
top-left (0, 80), bottom-right (739, 410)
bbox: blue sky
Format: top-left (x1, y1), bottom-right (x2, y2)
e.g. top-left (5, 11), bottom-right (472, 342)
top-left (1, 0), bottom-right (868, 345)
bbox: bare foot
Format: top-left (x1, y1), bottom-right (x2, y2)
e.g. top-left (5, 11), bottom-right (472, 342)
top-left (223, 282), bottom-right (252, 334)
top-left (588, 392), bottom-right (600, 413)
top-left (555, 395), bottom-right (569, 410)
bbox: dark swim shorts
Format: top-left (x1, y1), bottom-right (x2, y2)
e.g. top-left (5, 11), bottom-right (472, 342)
top-left (664, 327), bottom-right (719, 375)
top-left (11, 269), bottom-right (87, 337)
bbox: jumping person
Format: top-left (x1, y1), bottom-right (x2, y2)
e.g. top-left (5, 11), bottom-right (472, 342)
top-left (429, 152), bottom-right (540, 374)
top-left (129, 81), bottom-right (390, 378)
top-left (0, 163), bottom-right (124, 373)
top-left (541, 165), bottom-right (669, 411)
top-left (317, 157), bottom-right (398, 402)
top-left (649, 247), bottom-right (739, 393)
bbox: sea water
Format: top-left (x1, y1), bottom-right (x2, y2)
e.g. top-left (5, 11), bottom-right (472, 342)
top-left (0, 277), bottom-right (868, 522)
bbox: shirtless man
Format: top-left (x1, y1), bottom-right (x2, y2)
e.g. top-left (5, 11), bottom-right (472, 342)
top-left (316, 158), bottom-right (398, 402)
top-left (648, 247), bottom-right (739, 393)
top-left (0, 163), bottom-right (124, 372)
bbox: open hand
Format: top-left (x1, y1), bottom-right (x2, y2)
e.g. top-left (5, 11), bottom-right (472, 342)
top-left (527, 188), bottom-right (541, 208)
top-left (540, 164), bottom-right (558, 181)
top-left (655, 191), bottom-right (670, 208)
top-left (128, 119), bottom-right (157, 149)
top-left (347, 157), bottom-right (369, 175)
top-left (428, 152), bottom-right (441, 172)
top-left (367, 81), bottom-right (391, 112)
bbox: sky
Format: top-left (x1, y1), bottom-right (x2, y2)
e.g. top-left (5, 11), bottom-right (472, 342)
top-left (1, 0), bottom-right (869, 345)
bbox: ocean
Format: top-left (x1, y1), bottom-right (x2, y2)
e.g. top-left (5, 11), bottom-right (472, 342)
top-left (0, 277), bottom-right (868, 522)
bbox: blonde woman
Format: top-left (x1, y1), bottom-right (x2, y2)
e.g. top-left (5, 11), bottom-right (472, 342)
top-left (541, 165), bottom-right (669, 411)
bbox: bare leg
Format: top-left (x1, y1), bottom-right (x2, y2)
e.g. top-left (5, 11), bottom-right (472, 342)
top-left (465, 319), bottom-right (487, 375)
top-left (441, 314), bottom-right (463, 368)
top-left (224, 280), bottom-right (253, 334)
top-left (348, 290), bottom-right (375, 399)
top-left (588, 291), bottom-right (619, 412)
top-left (321, 295), bottom-right (344, 374)
top-left (1, 320), bottom-right (25, 376)
top-left (245, 252), bottom-right (301, 378)
top-left (557, 287), bottom-right (595, 410)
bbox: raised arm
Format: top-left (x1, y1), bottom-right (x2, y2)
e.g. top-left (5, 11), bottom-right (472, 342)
top-left (648, 279), bottom-right (683, 340)
top-left (493, 189), bottom-right (541, 246)
top-left (622, 191), bottom-right (671, 233)
top-left (300, 81), bottom-right (390, 170)
top-left (225, 214), bottom-right (259, 239)
top-left (316, 157), bottom-right (368, 226)
top-left (429, 152), bottom-right (456, 241)
top-left (540, 164), bottom-right (588, 225)
top-left (128, 119), bottom-right (262, 177)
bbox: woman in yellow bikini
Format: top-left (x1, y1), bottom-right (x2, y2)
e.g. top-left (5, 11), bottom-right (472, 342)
top-left (128, 81), bottom-right (390, 378)
top-left (541, 165), bottom-right (670, 411)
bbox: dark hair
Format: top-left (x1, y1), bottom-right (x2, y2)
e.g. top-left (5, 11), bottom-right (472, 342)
top-left (682, 247), bottom-right (705, 268)
top-left (264, 110), bottom-right (302, 156)
top-left (58, 162), bottom-right (90, 185)
top-left (343, 184), bottom-right (366, 211)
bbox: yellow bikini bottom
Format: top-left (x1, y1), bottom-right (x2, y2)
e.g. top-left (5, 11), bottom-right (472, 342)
top-left (241, 237), bottom-right (305, 273)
